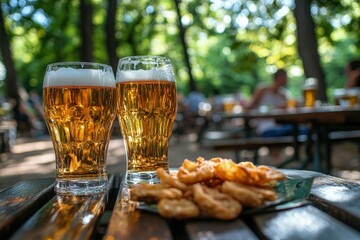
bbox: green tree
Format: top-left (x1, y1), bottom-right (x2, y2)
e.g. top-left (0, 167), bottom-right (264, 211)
top-left (0, 0), bottom-right (359, 102)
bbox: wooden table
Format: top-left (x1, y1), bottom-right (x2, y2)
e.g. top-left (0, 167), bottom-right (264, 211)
top-left (1, 170), bottom-right (360, 240)
top-left (217, 106), bottom-right (360, 172)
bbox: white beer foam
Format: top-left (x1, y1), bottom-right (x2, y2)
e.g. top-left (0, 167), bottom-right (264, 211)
top-left (117, 69), bottom-right (175, 82)
top-left (44, 68), bottom-right (115, 87)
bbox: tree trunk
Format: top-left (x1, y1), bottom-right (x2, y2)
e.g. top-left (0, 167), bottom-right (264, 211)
top-left (174, 0), bottom-right (196, 92)
top-left (80, 0), bottom-right (93, 62)
top-left (105, 0), bottom-right (119, 72)
top-left (294, 0), bottom-right (327, 102)
top-left (0, 4), bottom-right (20, 101)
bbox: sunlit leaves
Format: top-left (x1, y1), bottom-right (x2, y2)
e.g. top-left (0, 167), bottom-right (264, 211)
top-left (0, 0), bottom-right (359, 98)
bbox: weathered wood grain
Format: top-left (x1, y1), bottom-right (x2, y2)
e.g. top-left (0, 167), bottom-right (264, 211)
top-left (0, 178), bottom-right (54, 238)
top-left (104, 176), bottom-right (172, 240)
top-left (1, 170), bottom-right (359, 239)
top-left (252, 205), bottom-right (360, 240)
top-left (310, 175), bottom-right (360, 231)
top-left (10, 175), bottom-right (114, 240)
top-left (186, 219), bottom-right (259, 240)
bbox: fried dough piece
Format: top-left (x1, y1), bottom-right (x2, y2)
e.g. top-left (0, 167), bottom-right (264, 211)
top-left (215, 159), bottom-right (285, 186)
top-left (156, 168), bottom-right (190, 191)
top-left (241, 183), bottom-right (277, 201)
top-left (177, 157), bottom-right (217, 184)
top-left (215, 159), bottom-right (249, 182)
top-left (221, 181), bottom-right (263, 208)
top-left (193, 183), bottom-right (242, 220)
top-left (130, 182), bottom-right (182, 202)
top-left (157, 198), bottom-right (200, 219)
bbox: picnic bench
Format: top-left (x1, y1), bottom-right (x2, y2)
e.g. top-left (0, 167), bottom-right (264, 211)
top-left (201, 134), bottom-right (308, 166)
top-left (198, 107), bottom-right (360, 173)
top-left (1, 169), bottom-right (360, 240)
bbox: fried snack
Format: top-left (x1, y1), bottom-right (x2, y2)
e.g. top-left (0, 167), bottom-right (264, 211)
top-left (215, 159), bottom-right (286, 186)
top-left (257, 165), bottom-right (286, 183)
top-left (157, 198), bottom-right (200, 219)
top-left (156, 168), bottom-right (190, 191)
top-left (202, 177), bottom-right (224, 188)
top-left (130, 157), bottom-right (285, 220)
top-left (177, 157), bottom-right (217, 184)
top-left (215, 159), bottom-right (249, 182)
top-left (241, 183), bottom-right (277, 201)
top-left (221, 181), bottom-right (263, 207)
top-left (130, 182), bottom-right (182, 202)
top-left (193, 183), bottom-right (242, 220)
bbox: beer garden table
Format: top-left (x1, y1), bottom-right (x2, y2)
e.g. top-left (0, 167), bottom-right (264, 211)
top-left (0, 169), bottom-right (360, 240)
top-left (200, 105), bottom-right (360, 173)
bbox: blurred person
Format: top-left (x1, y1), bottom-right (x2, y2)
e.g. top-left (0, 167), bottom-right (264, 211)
top-left (209, 88), bottom-right (223, 113)
top-left (246, 69), bottom-right (292, 137)
top-left (344, 59), bottom-right (360, 88)
top-left (185, 87), bottom-right (206, 117)
top-left (12, 99), bottom-right (35, 136)
top-left (28, 91), bottom-right (47, 136)
top-left (245, 69), bottom-right (306, 162)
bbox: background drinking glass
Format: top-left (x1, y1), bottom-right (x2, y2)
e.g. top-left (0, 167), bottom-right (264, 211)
top-left (116, 56), bottom-right (177, 185)
top-left (43, 62), bottom-right (116, 195)
top-left (303, 78), bottom-right (318, 108)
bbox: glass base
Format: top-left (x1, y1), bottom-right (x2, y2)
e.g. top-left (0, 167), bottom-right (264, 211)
top-left (126, 171), bottom-right (160, 185)
top-left (55, 176), bottom-right (109, 195)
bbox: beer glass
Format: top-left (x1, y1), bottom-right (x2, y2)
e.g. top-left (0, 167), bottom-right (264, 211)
top-left (116, 56), bottom-right (177, 184)
top-left (43, 62), bottom-right (116, 195)
top-left (303, 78), bottom-right (318, 108)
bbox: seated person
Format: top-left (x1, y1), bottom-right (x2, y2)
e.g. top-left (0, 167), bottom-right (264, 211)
top-left (246, 69), bottom-right (293, 137)
top-left (245, 69), bottom-right (307, 162)
top-left (185, 88), bottom-right (206, 117)
top-left (344, 59), bottom-right (360, 88)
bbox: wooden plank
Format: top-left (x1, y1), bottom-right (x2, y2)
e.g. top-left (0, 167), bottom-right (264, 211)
top-left (0, 178), bottom-right (54, 238)
top-left (186, 219), bottom-right (259, 240)
top-left (104, 175), bottom-right (173, 240)
top-left (252, 205), bottom-right (360, 240)
top-left (309, 175), bottom-right (360, 231)
top-left (281, 169), bottom-right (360, 231)
top-left (10, 175), bottom-right (114, 240)
top-left (202, 136), bottom-right (301, 151)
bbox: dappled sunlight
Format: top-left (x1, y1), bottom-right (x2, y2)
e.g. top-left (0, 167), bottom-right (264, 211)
top-left (108, 139), bottom-right (125, 150)
top-left (22, 153), bottom-right (55, 165)
top-left (107, 139), bottom-right (126, 157)
top-left (316, 185), bottom-right (356, 202)
top-left (12, 140), bottom-right (54, 154)
top-left (0, 138), bottom-right (127, 181)
top-left (0, 152), bottom-right (55, 177)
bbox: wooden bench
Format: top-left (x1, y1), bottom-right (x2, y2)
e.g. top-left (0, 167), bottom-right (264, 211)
top-left (201, 134), bottom-right (308, 166)
top-left (328, 129), bottom-right (360, 142)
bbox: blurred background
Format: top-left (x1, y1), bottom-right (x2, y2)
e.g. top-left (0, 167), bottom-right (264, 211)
top-left (0, 0), bottom-right (359, 109)
top-left (0, 1), bottom-right (360, 190)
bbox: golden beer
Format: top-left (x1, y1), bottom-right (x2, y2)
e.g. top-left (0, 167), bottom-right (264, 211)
top-left (43, 86), bottom-right (116, 180)
top-left (117, 80), bottom-right (177, 174)
top-left (303, 78), bottom-right (318, 108)
top-left (43, 62), bottom-right (116, 194)
top-left (342, 95), bottom-right (358, 106)
top-left (303, 88), bottom-right (316, 107)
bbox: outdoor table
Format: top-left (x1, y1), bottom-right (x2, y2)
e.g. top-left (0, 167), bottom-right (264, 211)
top-left (1, 169), bottom-right (360, 240)
top-left (205, 105), bottom-right (360, 172)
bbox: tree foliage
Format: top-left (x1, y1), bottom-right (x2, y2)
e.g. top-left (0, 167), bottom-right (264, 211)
top-left (0, 0), bottom-right (359, 102)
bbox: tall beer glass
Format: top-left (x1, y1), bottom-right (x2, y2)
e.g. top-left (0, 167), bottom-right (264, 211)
top-left (303, 78), bottom-right (318, 108)
top-left (43, 62), bottom-right (116, 195)
top-left (116, 56), bottom-right (177, 184)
